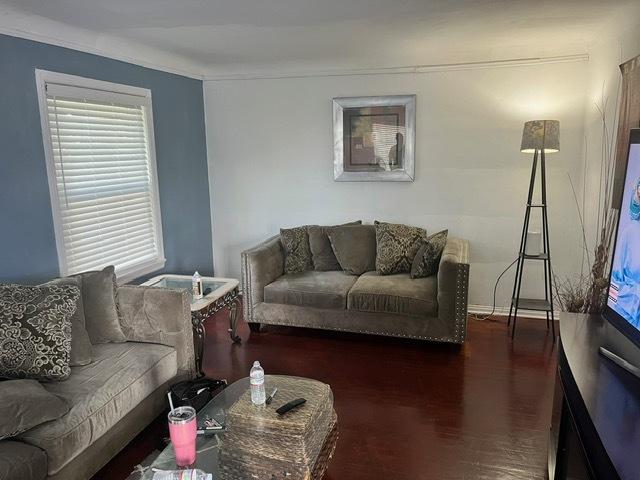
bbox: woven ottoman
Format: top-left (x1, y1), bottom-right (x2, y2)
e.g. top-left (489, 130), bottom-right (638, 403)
top-left (219, 375), bottom-right (338, 480)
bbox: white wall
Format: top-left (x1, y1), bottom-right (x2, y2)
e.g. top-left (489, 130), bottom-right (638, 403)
top-left (204, 60), bottom-right (589, 309)
top-left (581, 5), bottom-right (640, 257)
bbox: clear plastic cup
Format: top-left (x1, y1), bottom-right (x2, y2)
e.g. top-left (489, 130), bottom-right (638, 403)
top-left (167, 406), bottom-right (197, 467)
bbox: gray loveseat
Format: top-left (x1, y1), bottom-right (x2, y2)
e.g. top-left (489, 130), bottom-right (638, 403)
top-left (0, 284), bottom-right (195, 480)
top-left (241, 234), bottom-right (470, 344)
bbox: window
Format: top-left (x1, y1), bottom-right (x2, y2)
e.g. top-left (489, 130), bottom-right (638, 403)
top-left (36, 70), bottom-right (165, 283)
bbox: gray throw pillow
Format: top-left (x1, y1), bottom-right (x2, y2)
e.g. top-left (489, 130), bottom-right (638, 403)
top-left (44, 277), bottom-right (92, 366)
top-left (76, 266), bottom-right (126, 344)
top-left (308, 221), bottom-right (362, 271)
top-left (328, 224), bottom-right (376, 275)
top-left (411, 230), bottom-right (449, 279)
top-left (280, 226), bottom-right (314, 274)
top-left (375, 222), bottom-right (428, 275)
top-left (0, 284), bottom-right (78, 381)
top-left (0, 379), bottom-right (69, 440)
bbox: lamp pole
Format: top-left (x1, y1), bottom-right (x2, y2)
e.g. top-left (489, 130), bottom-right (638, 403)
top-left (508, 120), bottom-right (558, 340)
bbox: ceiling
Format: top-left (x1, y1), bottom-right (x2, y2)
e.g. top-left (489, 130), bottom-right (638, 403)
top-left (0, 0), bottom-right (636, 78)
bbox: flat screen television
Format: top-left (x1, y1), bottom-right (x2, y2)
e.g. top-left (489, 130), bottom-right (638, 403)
top-left (605, 128), bottom-right (640, 347)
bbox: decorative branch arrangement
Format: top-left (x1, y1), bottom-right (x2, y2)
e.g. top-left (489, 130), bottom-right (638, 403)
top-left (554, 93), bottom-right (620, 314)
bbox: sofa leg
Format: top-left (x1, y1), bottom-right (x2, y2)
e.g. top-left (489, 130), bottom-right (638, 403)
top-left (248, 322), bottom-right (262, 333)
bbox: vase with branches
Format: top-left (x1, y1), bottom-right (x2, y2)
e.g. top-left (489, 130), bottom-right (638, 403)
top-left (554, 94), bottom-right (620, 314)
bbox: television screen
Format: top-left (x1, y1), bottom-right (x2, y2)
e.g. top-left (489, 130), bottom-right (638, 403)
top-left (608, 130), bottom-right (640, 330)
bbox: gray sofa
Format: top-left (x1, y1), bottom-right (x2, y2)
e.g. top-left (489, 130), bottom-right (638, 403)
top-left (241, 234), bottom-right (470, 344)
top-left (0, 284), bottom-right (195, 480)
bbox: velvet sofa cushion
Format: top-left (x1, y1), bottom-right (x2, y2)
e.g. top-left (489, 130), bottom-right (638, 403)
top-left (411, 230), bottom-right (449, 279)
top-left (0, 380), bottom-right (69, 440)
top-left (308, 221), bottom-right (362, 271)
top-left (375, 222), bottom-right (428, 275)
top-left (75, 266), bottom-right (126, 344)
top-left (0, 440), bottom-right (48, 480)
top-left (44, 277), bottom-right (93, 366)
top-left (264, 271), bottom-right (358, 310)
top-left (328, 224), bottom-right (377, 275)
top-left (280, 226), bottom-right (314, 274)
top-left (0, 284), bottom-right (78, 381)
top-left (19, 342), bottom-right (177, 476)
top-left (347, 271), bottom-right (438, 316)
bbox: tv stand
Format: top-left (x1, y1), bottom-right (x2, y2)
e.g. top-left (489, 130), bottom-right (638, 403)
top-left (549, 313), bottom-right (640, 479)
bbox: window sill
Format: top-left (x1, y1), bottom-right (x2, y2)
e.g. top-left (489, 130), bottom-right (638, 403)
top-left (117, 258), bottom-right (166, 284)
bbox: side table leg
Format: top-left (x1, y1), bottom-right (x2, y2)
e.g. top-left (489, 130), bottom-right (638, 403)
top-left (192, 313), bottom-right (206, 378)
top-left (228, 298), bottom-right (242, 343)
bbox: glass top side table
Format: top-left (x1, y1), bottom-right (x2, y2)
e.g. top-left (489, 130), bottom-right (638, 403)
top-left (141, 274), bottom-right (241, 377)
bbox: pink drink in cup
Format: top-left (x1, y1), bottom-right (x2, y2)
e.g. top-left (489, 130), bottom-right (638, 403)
top-left (168, 406), bottom-right (197, 467)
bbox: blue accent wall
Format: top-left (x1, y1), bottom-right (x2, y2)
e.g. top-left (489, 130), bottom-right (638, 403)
top-left (0, 34), bottom-right (213, 283)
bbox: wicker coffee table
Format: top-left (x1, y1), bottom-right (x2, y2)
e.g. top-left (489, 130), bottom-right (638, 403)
top-left (142, 376), bottom-right (337, 480)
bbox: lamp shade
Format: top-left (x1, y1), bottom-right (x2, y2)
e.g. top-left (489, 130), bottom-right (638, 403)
top-left (521, 120), bottom-right (559, 153)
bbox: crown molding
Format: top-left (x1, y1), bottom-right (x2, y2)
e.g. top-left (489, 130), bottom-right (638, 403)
top-left (203, 54), bottom-right (589, 81)
top-left (0, 5), bottom-right (205, 80)
top-left (0, 4), bottom-right (588, 84)
top-left (0, 27), bottom-right (205, 80)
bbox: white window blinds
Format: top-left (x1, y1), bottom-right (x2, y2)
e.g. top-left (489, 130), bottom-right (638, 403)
top-left (39, 74), bottom-right (165, 281)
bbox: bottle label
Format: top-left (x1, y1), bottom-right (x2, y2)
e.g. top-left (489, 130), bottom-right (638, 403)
top-left (192, 280), bottom-right (203, 299)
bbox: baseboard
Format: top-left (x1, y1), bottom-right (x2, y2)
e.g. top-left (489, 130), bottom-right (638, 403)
top-left (468, 304), bottom-right (560, 320)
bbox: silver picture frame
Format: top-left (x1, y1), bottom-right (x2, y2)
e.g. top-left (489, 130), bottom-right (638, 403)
top-left (333, 94), bottom-right (416, 182)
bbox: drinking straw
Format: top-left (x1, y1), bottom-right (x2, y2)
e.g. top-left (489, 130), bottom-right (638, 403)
top-left (167, 392), bottom-right (175, 412)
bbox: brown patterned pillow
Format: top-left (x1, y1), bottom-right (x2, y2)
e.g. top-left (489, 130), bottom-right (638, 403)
top-left (0, 284), bottom-right (79, 381)
top-left (280, 226), bottom-right (314, 274)
top-left (375, 222), bottom-right (428, 275)
top-left (411, 230), bottom-right (448, 278)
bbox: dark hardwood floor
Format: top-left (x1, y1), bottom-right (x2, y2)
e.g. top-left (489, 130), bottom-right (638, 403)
top-left (95, 312), bottom-right (557, 479)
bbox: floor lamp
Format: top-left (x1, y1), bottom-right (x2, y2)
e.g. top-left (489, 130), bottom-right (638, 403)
top-left (508, 120), bottom-right (559, 339)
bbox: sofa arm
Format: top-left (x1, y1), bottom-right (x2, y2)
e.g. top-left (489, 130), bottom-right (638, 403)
top-left (437, 238), bottom-right (470, 343)
top-left (117, 285), bottom-right (196, 380)
top-left (241, 235), bottom-right (284, 324)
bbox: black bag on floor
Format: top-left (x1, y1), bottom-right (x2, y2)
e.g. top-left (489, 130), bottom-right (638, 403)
top-left (170, 378), bottom-right (227, 412)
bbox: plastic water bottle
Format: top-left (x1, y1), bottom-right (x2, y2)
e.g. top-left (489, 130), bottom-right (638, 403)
top-left (192, 271), bottom-right (203, 300)
top-left (250, 361), bottom-right (266, 405)
top-left (152, 469), bottom-right (212, 480)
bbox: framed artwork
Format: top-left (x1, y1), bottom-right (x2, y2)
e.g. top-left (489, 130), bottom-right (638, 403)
top-left (333, 95), bottom-right (416, 182)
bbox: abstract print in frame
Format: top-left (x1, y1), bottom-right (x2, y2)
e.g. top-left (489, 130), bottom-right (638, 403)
top-left (333, 95), bottom-right (416, 181)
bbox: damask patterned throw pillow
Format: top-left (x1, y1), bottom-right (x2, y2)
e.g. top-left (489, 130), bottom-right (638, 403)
top-left (411, 230), bottom-right (449, 279)
top-left (280, 226), bottom-right (314, 274)
top-left (0, 284), bottom-right (79, 381)
top-left (375, 222), bottom-right (428, 275)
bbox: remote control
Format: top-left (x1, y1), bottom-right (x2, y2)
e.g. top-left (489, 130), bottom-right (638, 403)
top-left (197, 416), bottom-right (224, 435)
top-left (276, 398), bottom-right (306, 415)
top-left (599, 347), bottom-right (640, 379)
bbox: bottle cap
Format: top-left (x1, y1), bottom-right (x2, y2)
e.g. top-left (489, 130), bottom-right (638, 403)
top-left (253, 361), bottom-right (260, 367)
